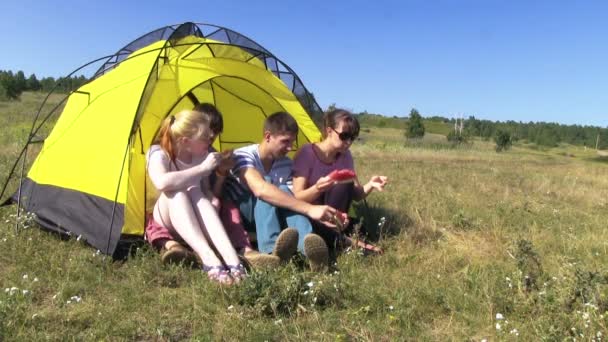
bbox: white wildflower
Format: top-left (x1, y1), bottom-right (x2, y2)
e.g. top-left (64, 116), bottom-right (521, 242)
top-left (510, 328), bottom-right (519, 336)
top-left (389, 305), bottom-right (394, 310)
top-left (307, 281), bottom-right (314, 288)
top-left (22, 290), bottom-right (29, 295)
top-left (227, 305), bottom-right (234, 310)
top-left (22, 274), bottom-right (28, 279)
top-left (496, 323), bottom-right (501, 330)
top-left (303, 290), bottom-right (309, 295)
top-left (33, 277), bottom-right (38, 282)
top-left (496, 313), bottom-right (504, 320)
top-left (274, 319), bottom-right (282, 325)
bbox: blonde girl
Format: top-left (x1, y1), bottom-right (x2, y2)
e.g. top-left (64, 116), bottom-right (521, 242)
top-left (146, 108), bottom-right (245, 285)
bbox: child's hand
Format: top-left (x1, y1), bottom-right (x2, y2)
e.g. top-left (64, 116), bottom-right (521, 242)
top-left (367, 175), bottom-right (388, 192)
top-left (200, 152), bottom-right (221, 173)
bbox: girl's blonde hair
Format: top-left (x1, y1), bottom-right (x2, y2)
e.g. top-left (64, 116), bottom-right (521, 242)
top-left (156, 109), bottom-right (211, 164)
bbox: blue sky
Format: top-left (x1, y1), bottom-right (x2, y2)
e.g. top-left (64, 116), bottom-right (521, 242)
top-left (1, 0), bottom-right (606, 127)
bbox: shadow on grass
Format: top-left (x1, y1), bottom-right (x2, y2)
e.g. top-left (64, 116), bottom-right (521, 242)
top-left (351, 200), bottom-right (412, 243)
top-left (587, 156), bottom-right (608, 164)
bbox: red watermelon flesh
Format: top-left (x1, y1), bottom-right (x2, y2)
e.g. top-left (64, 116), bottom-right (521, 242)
top-left (328, 169), bottom-right (356, 183)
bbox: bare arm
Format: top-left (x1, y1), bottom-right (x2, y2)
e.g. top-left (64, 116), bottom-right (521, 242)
top-left (239, 167), bottom-right (337, 222)
top-left (212, 155), bottom-right (236, 197)
top-left (147, 152), bottom-right (220, 192)
top-left (353, 175), bottom-right (388, 201)
top-left (292, 175), bottom-right (335, 203)
top-left (212, 172), bottom-right (226, 197)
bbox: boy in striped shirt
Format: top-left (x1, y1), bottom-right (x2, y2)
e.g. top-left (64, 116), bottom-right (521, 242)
top-left (225, 112), bottom-right (335, 272)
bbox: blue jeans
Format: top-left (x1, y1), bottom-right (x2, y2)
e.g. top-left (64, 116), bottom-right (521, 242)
top-left (234, 184), bottom-right (312, 254)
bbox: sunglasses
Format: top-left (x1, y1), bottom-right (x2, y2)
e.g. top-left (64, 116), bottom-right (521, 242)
top-left (331, 127), bottom-right (357, 142)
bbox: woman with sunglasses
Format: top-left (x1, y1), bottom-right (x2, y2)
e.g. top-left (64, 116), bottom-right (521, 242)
top-left (292, 108), bottom-right (388, 255)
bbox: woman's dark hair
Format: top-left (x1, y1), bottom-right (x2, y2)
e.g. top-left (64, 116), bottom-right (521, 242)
top-left (193, 102), bottom-right (223, 134)
top-left (323, 109), bottom-right (360, 139)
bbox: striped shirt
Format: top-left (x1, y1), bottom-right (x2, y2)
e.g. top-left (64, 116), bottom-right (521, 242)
top-left (224, 144), bottom-right (293, 200)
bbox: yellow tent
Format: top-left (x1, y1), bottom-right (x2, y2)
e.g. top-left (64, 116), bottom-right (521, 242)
top-left (5, 22), bottom-right (323, 255)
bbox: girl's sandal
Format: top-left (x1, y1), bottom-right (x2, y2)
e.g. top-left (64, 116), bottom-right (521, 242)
top-left (202, 265), bottom-right (233, 285)
top-left (347, 236), bottom-right (384, 255)
top-left (227, 264), bottom-right (247, 284)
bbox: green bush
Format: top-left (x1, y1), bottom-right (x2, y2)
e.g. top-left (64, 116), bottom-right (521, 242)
top-left (495, 130), bottom-right (513, 152)
top-left (405, 108), bottom-right (425, 139)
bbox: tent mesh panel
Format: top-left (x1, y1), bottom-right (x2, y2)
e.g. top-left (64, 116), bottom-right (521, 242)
top-left (93, 22), bottom-right (323, 124)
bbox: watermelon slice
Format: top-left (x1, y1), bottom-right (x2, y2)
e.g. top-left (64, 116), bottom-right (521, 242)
top-left (328, 169), bottom-right (356, 184)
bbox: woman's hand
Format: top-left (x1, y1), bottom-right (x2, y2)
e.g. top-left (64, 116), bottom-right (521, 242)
top-left (315, 175), bottom-right (336, 192)
top-left (366, 175), bottom-right (388, 192)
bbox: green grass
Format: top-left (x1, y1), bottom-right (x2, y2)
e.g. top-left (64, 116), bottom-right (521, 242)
top-left (1, 92), bottom-right (608, 340)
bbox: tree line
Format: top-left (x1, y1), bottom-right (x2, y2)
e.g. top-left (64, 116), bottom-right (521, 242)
top-left (356, 109), bottom-right (608, 150)
top-left (462, 115), bottom-right (608, 149)
top-left (0, 70), bottom-right (89, 101)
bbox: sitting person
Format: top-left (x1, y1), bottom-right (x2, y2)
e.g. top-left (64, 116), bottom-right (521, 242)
top-left (145, 107), bottom-right (246, 285)
top-left (224, 112), bottom-right (338, 272)
top-left (292, 108), bottom-right (387, 254)
top-left (146, 103), bottom-right (280, 269)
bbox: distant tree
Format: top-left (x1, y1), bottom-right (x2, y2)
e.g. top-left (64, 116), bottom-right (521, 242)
top-left (14, 70), bottom-right (27, 92)
top-left (26, 73), bottom-right (41, 91)
top-left (40, 77), bottom-right (56, 92)
top-left (405, 108), bottom-right (425, 139)
top-left (0, 70), bottom-right (21, 99)
top-left (494, 130), bottom-right (512, 152)
top-left (0, 82), bottom-right (8, 101)
top-left (447, 129), bottom-right (469, 144)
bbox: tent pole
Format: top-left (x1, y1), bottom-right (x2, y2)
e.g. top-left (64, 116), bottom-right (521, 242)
top-left (14, 143), bottom-right (30, 234)
top-left (105, 139), bottom-right (132, 255)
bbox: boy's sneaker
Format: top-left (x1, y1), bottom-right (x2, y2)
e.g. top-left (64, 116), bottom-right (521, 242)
top-left (304, 233), bottom-right (329, 272)
top-left (272, 227), bottom-right (299, 262)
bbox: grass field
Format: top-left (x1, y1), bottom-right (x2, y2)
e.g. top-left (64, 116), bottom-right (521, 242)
top-left (1, 92), bottom-right (608, 340)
